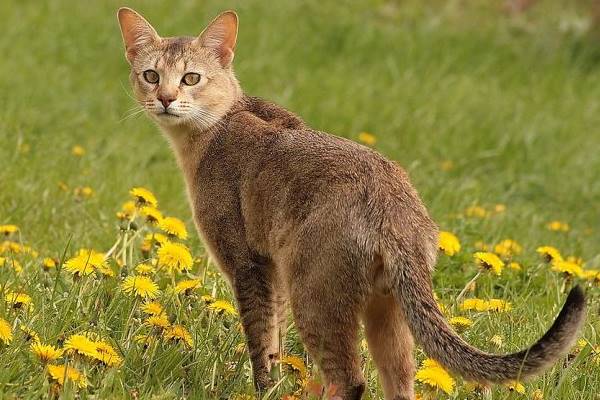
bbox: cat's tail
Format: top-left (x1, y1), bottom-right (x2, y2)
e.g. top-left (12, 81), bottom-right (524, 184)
top-left (394, 257), bottom-right (586, 383)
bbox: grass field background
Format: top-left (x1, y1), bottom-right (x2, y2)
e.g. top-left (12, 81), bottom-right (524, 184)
top-left (0, 0), bottom-right (599, 399)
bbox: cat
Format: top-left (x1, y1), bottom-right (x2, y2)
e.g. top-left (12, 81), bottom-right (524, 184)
top-left (117, 8), bottom-right (586, 400)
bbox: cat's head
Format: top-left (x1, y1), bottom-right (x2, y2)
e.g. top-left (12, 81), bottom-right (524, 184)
top-left (117, 8), bottom-right (241, 130)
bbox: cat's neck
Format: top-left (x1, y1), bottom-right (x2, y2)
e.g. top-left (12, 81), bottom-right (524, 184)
top-left (160, 93), bottom-right (248, 190)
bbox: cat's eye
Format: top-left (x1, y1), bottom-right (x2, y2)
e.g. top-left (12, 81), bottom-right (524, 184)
top-left (181, 73), bottom-right (201, 86)
top-left (143, 70), bottom-right (159, 84)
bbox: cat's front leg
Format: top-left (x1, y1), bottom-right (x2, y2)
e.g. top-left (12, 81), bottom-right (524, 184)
top-left (232, 260), bottom-right (279, 391)
top-left (193, 187), bottom-right (280, 391)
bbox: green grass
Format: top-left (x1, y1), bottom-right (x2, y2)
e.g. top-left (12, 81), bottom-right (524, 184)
top-left (0, 0), bottom-right (599, 398)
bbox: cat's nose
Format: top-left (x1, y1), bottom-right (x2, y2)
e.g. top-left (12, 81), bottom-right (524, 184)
top-left (157, 95), bottom-right (176, 109)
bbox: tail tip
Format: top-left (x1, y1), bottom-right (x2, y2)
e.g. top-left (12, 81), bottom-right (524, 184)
top-left (566, 285), bottom-right (586, 312)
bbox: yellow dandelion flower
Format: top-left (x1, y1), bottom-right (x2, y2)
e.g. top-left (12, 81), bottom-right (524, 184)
top-left (357, 132), bottom-right (376, 146)
top-left (20, 325), bottom-right (40, 343)
top-left (130, 187), bottom-right (158, 207)
top-left (531, 388), bottom-right (544, 400)
top-left (505, 381), bottom-right (525, 394)
top-left (141, 233), bottom-right (169, 254)
top-left (460, 298), bottom-right (488, 312)
top-left (0, 225), bottom-right (18, 236)
top-left (536, 246), bottom-right (563, 263)
top-left (493, 239), bottom-right (522, 258)
top-left (494, 204), bottom-right (506, 213)
top-left (438, 231), bottom-right (461, 256)
top-left (141, 301), bottom-right (164, 316)
top-left (23, 244), bottom-right (38, 257)
top-left (175, 279), bottom-right (202, 295)
top-left (465, 205), bottom-right (488, 218)
top-left (460, 298), bottom-right (511, 312)
top-left (42, 257), bottom-right (57, 271)
top-left (582, 269), bottom-right (600, 285)
top-left (508, 262), bottom-right (522, 271)
top-left (546, 220), bottom-right (569, 232)
top-left (64, 249), bottom-right (106, 276)
top-left (0, 257), bottom-right (22, 273)
top-left (490, 334), bottom-right (504, 348)
top-left (157, 241), bottom-right (193, 272)
top-left (449, 316), bottom-right (473, 331)
top-left (5, 291), bottom-right (32, 309)
top-left (201, 294), bottom-right (215, 304)
top-left (93, 340), bottom-right (122, 367)
top-left (0, 241), bottom-right (20, 254)
top-left (164, 324), bottom-right (194, 347)
top-left (592, 346), bottom-right (600, 364)
top-left (71, 145), bottom-right (86, 156)
top-left (135, 263), bottom-right (156, 275)
top-left (121, 275), bottom-right (160, 299)
top-left (474, 252), bottom-right (504, 276)
top-left (208, 299), bottom-right (237, 316)
top-left (140, 206), bottom-right (163, 225)
top-left (580, 269), bottom-right (596, 279)
top-left (551, 260), bottom-right (583, 278)
top-left (31, 343), bottom-right (63, 363)
top-left (486, 299), bottom-right (512, 312)
top-left (280, 355), bottom-right (307, 379)
top-left (73, 186), bottom-right (94, 199)
top-left (144, 233), bottom-right (168, 246)
top-left (159, 217), bottom-right (188, 239)
top-left (415, 358), bottom-right (455, 395)
top-left (0, 241), bottom-right (36, 258)
top-left (574, 338), bottom-right (588, 354)
top-left (146, 314), bottom-right (170, 329)
top-left (64, 334), bottom-right (98, 358)
top-left (47, 364), bottom-right (87, 388)
top-left (117, 200), bottom-right (137, 220)
top-left (0, 318), bottom-right (13, 344)
top-left (140, 240), bottom-right (152, 254)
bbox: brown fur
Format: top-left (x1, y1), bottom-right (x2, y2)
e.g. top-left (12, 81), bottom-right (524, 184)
top-left (117, 8), bottom-right (587, 399)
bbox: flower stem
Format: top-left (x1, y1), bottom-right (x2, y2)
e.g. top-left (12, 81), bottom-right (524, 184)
top-left (456, 271), bottom-right (482, 304)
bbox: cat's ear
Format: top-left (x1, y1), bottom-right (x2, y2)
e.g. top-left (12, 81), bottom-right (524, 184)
top-left (194, 11), bottom-right (238, 67)
top-left (117, 7), bottom-right (160, 64)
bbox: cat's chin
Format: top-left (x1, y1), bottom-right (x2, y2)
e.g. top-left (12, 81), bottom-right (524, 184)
top-left (152, 112), bottom-right (185, 127)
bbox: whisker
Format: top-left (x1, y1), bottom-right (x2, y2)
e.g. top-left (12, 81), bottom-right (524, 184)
top-left (119, 107), bottom-right (147, 123)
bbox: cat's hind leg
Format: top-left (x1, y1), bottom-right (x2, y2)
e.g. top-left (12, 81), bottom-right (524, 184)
top-left (363, 293), bottom-right (415, 400)
top-left (287, 253), bottom-right (367, 400)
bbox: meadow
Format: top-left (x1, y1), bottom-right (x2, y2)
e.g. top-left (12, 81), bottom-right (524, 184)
top-left (0, 0), bottom-right (599, 398)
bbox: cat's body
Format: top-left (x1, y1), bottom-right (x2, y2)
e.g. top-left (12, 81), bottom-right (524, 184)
top-left (118, 9), bottom-right (586, 400)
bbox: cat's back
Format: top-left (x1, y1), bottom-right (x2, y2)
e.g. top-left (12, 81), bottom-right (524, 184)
top-left (221, 98), bottom-right (413, 193)
top-left (258, 125), bottom-right (405, 189)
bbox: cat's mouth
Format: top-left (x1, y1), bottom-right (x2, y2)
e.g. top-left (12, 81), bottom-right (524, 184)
top-left (157, 111), bottom-right (180, 118)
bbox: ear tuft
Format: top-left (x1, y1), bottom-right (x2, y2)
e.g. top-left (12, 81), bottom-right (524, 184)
top-left (195, 11), bottom-right (238, 67)
top-left (117, 7), bottom-right (160, 63)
